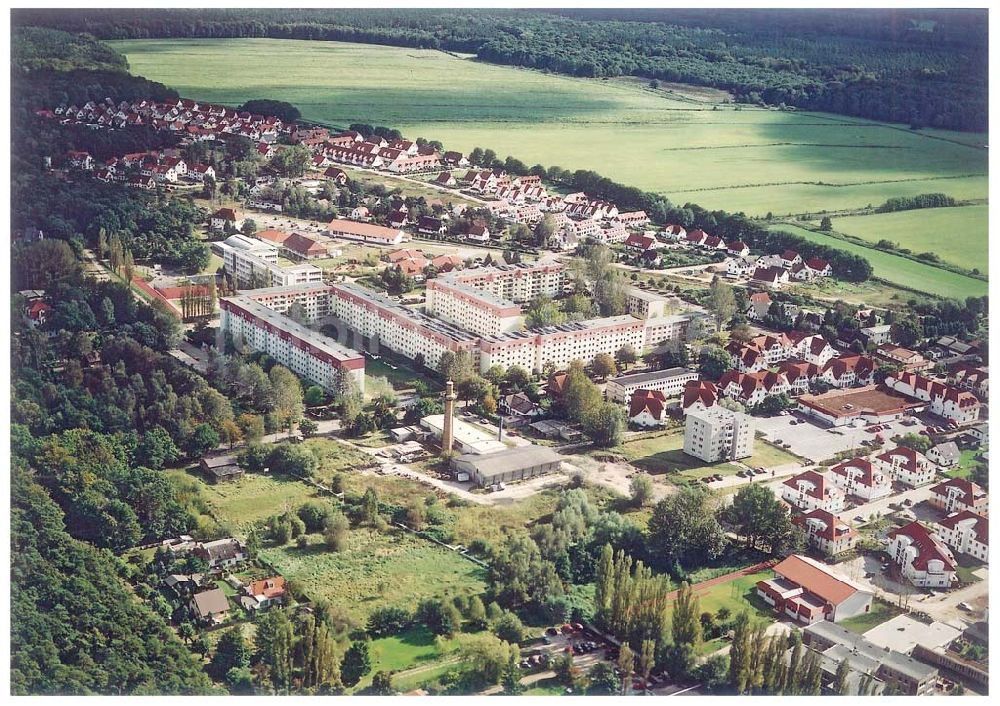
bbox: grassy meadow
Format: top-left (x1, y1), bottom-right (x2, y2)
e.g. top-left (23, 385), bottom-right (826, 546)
top-left (823, 205), bottom-right (988, 274)
top-left (619, 430), bottom-right (800, 480)
top-left (769, 223), bottom-right (988, 299)
top-left (113, 38), bottom-right (988, 219)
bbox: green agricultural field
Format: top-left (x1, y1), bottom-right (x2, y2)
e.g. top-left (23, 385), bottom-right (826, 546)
top-left (822, 205), bottom-right (988, 274)
top-left (769, 223), bottom-right (988, 299)
top-left (113, 38), bottom-right (987, 218)
top-left (259, 530), bottom-right (487, 622)
top-left (620, 430), bottom-right (799, 479)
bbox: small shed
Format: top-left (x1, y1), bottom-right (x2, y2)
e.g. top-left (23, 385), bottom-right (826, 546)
top-left (199, 454), bottom-right (245, 483)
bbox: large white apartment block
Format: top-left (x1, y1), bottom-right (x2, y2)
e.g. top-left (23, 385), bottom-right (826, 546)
top-left (643, 314), bottom-right (693, 350)
top-left (444, 262), bottom-right (564, 304)
top-left (605, 367), bottom-right (699, 403)
top-left (425, 277), bottom-right (524, 337)
top-left (479, 316), bottom-right (646, 374)
top-left (216, 234), bottom-right (323, 289)
top-left (626, 287), bottom-right (672, 319)
top-left (935, 511), bottom-right (988, 563)
top-left (330, 282), bottom-right (481, 371)
top-left (219, 295), bottom-right (365, 394)
top-left (240, 283), bottom-right (336, 323)
top-left (683, 407), bottom-right (755, 463)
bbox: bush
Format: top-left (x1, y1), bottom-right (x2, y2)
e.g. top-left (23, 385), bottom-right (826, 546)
top-left (366, 606), bottom-right (413, 637)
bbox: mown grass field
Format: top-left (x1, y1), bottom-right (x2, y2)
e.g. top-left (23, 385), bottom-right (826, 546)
top-left (619, 430), bottom-right (799, 479)
top-left (838, 599), bottom-right (903, 634)
top-left (113, 38), bottom-right (988, 218)
top-left (823, 205), bottom-right (988, 274)
top-left (769, 223), bottom-right (988, 298)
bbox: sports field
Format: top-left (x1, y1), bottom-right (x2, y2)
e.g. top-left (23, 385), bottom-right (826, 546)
top-left (769, 223), bottom-right (988, 299)
top-left (821, 205), bottom-right (988, 274)
top-left (113, 38), bottom-right (988, 219)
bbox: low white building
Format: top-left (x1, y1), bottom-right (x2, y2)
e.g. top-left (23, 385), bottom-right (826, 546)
top-left (683, 407), bottom-right (754, 463)
top-left (420, 414), bottom-right (507, 455)
top-left (606, 367), bottom-right (698, 403)
top-left (828, 458), bottom-right (892, 502)
top-left (873, 446), bottom-right (936, 488)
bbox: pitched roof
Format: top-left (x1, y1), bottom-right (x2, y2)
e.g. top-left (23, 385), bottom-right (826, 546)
top-left (783, 469), bottom-right (837, 501)
top-left (255, 229), bottom-right (291, 244)
top-left (212, 207), bottom-right (239, 221)
top-left (191, 588), bottom-right (230, 618)
top-left (629, 389), bottom-right (667, 420)
top-left (682, 380), bottom-right (718, 409)
top-left (889, 521), bottom-right (956, 571)
top-left (831, 458), bottom-right (884, 488)
top-left (931, 476), bottom-right (985, 503)
top-left (796, 508), bottom-right (856, 542)
top-left (282, 232), bottom-right (326, 256)
top-left (938, 510), bottom-right (988, 545)
top-left (772, 554), bottom-right (864, 605)
top-left (248, 576), bottom-right (287, 599)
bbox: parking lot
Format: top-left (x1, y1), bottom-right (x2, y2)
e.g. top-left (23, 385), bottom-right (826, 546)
top-left (755, 412), bottom-right (923, 463)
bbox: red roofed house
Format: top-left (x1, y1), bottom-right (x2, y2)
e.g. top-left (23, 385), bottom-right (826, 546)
top-left (779, 250), bottom-right (803, 269)
top-left (718, 369), bottom-right (790, 407)
top-left (465, 222), bottom-right (490, 243)
top-left (929, 478), bottom-right (989, 516)
top-left (624, 233), bottom-right (658, 253)
top-left (395, 257), bottom-right (430, 279)
top-left (281, 232), bottom-right (328, 260)
top-left (435, 171), bottom-right (457, 187)
top-left (255, 229), bottom-right (292, 246)
top-left (26, 300), bottom-right (52, 327)
top-left (828, 458), bottom-right (892, 502)
top-left (629, 389), bottom-right (668, 428)
top-left (243, 576), bottom-right (288, 610)
top-left (726, 240), bottom-right (749, 257)
top-left (661, 224), bottom-right (686, 242)
top-left (682, 380), bottom-right (718, 415)
top-left (795, 509), bottom-right (858, 556)
top-left (782, 470), bottom-right (845, 513)
top-left (876, 344), bottom-right (932, 372)
top-left (936, 511), bottom-right (988, 563)
top-left (323, 166), bottom-right (348, 185)
top-left (887, 521), bottom-right (957, 588)
top-left (756, 554), bottom-right (872, 624)
top-left (948, 364), bottom-right (988, 400)
top-left (752, 266), bottom-right (789, 289)
top-left (819, 354), bottom-right (876, 389)
top-left (430, 254), bottom-right (464, 273)
top-left (685, 228), bottom-right (709, 246)
top-left (805, 256), bottom-right (832, 278)
top-left (885, 371), bottom-right (980, 425)
top-left (874, 446), bottom-right (935, 488)
top-left (746, 291), bottom-right (772, 320)
top-left (210, 207), bottom-right (244, 232)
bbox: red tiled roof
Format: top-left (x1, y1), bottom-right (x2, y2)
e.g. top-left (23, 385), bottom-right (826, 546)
top-left (783, 470), bottom-right (833, 501)
top-left (772, 555), bottom-right (861, 606)
top-left (248, 576), bottom-right (287, 599)
top-left (931, 478), bottom-right (987, 505)
top-left (938, 510), bottom-right (988, 545)
top-left (795, 509), bottom-right (856, 542)
top-left (889, 521), bottom-right (956, 571)
top-left (682, 380), bottom-right (718, 409)
top-left (256, 229), bottom-right (291, 245)
top-left (831, 458), bottom-right (882, 488)
top-left (629, 389), bottom-right (666, 420)
top-left (282, 232), bottom-right (326, 256)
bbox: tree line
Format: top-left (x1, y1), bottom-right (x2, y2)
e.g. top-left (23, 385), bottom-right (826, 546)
top-left (14, 9), bottom-right (987, 131)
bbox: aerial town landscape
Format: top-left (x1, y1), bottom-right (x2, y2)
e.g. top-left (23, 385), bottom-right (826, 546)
top-left (9, 6), bottom-right (991, 699)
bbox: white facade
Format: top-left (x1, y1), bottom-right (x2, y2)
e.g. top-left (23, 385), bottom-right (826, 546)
top-left (220, 295), bottom-right (365, 394)
top-left (828, 460), bottom-right (892, 502)
top-left (606, 367), bottom-right (699, 403)
top-left (643, 314), bottom-right (693, 350)
top-left (217, 235), bottom-right (322, 289)
top-left (683, 407), bottom-right (755, 463)
top-left (888, 524), bottom-right (957, 589)
top-left (781, 472), bottom-right (846, 513)
top-left (936, 512), bottom-right (988, 563)
top-left (425, 278), bottom-right (524, 337)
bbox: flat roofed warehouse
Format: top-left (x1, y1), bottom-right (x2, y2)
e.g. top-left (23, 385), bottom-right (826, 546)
top-left (451, 445), bottom-right (564, 487)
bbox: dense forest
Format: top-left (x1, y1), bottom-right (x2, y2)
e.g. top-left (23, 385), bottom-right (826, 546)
top-left (12, 8), bottom-right (988, 131)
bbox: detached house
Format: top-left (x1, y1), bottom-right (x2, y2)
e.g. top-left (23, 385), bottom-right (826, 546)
top-left (752, 266), bottom-right (789, 288)
top-left (782, 470), bottom-right (846, 513)
top-left (210, 207), bottom-right (245, 232)
top-left (682, 380), bottom-right (719, 415)
top-left (885, 372), bottom-right (980, 425)
top-left (190, 587), bottom-right (230, 624)
top-left (242, 576), bottom-right (288, 611)
top-left (435, 171), bottom-right (457, 187)
top-left (795, 509), bottom-right (858, 556)
top-left (874, 446), bottom-right (935, 488)
top-left (829, 458), bottom-right (892, 502)
top-left (418, 216), bottom-right (447, 235)
top-left (929, 478), bottom-right (988, 516)
top-left (887, 522), bottom-right (957, 589)
top-left (936, 511), bottom-right (988, 563)
top-left (629, 389), bottom-right (668, 428)
top-left (195, 538), bottom-right (248, 571)
top-left (726, 240), bottom-right (750, 257)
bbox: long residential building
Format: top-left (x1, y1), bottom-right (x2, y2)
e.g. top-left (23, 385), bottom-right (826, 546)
top-left (605, 367), bottom-right (699, 403)
top-left (219, 294), bottom-right (365, 393)
top-left (425, 276), bottom-right (524, 337)
top-left (325, 218), bottom-right (406, 246)
top-left (215, 234), bottom-right (323, 289)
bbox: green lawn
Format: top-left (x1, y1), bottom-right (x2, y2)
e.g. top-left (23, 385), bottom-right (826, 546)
top-left (524, 677), bottom-right (567, 696)
top-left (826, 205), bottom-right (987, 274)
top-left (945, 447), bottom-right (986, 480)
top-left (348, 625), bottom-right (475, 693)
top-left (838, 599), bottom-right (903, 634)
top-left (114, 38), bottom-right (987, 218)
top-left (686, 569), bottom-right (776, 620)
top-left (619, 431), bottom-right (799, 479)
top-left (769, 223), bottom-right (987, 299)
top-left (364, 356), bottom-right (441, 394)
top-left (259, 529), bottom-right (487, 623)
